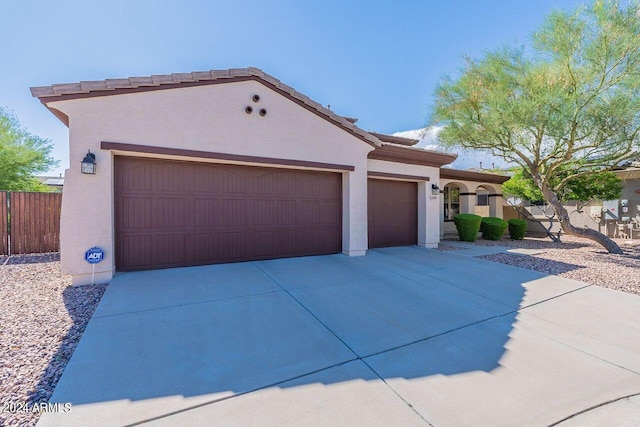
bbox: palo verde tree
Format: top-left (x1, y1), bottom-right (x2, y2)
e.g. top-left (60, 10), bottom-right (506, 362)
top-left (0, 106), bottom-right (58, 191)
top-left (431, 0), bottom-right (640, 254)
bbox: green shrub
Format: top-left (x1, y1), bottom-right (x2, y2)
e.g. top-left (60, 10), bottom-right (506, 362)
top-left (453, 214), bottom-right (482, 242)
top-left (480, 217), bottom-right (508, 241)
top-left (508, 218), bottom-right (528, 240)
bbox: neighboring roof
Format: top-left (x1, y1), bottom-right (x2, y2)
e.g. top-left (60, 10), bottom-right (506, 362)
top-left (369, 132), bottom-right (419, 147)
top-left (440, 168), bottom-right (510, 184)
top-left (613, 167), bottom-right (640, 180)
top-left (31, 67), bottom-right (383, 148)
top-left (43, 178), bottom-right (64, 186)
top-left (368, 144), bottom-right (457, 168)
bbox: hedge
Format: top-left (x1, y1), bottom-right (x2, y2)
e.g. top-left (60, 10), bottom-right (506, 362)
top-left (508, 218), bottom-right (528, 240)
top-left (480, 217), bottom-right (508, 241)
top-left (453, 214), bottom-right (482, 242)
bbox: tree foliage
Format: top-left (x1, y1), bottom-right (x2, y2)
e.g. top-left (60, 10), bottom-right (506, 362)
top-left (0, 107), bottom-right (58, 191)
top-left (431, 0), bottom-right (640, 253)
top-left (503, 167), bottom-right (623, 206)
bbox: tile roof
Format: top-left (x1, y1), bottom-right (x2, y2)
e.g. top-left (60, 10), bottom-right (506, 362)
top-left (440, 168), bottom-right (510, 184)
top-left (368, 144), bottom-right (458, 168)
top-left (31, 67), bottom-right (383, 148)
top-left (369, 132), bottom-right (419, 146)
top-left (30, 67), bottom-right (462, 167)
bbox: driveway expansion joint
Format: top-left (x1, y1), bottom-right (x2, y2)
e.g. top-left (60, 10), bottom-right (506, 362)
top-left (92, 288), bottom-right (285, 319)
top-left (548, 392), bottom-right (640, 426)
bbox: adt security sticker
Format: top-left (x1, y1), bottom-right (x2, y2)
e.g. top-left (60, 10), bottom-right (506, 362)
top-left (85, 247), bottom-right (105, 264)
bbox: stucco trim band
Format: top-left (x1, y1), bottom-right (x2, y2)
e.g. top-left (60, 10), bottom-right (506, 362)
top-left (367, 171), bottom-right (431, 182)
top-left (100, 141), bottom-right (356, 171)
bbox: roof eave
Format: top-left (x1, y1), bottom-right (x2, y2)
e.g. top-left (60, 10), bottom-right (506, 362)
top-left (368, 144), bottom-right (457, 168)
top-left (440, 168), bottom-right (510, 184)
top-left (31, 68), bottom-right (383, 148)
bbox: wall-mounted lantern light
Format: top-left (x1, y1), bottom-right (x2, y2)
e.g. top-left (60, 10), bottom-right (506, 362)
top-left (431, 183), bottom-right (440, 195)
top-left (81, 150), bottom-right (96, 174)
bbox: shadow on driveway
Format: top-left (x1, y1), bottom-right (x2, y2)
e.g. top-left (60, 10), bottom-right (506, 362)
top-left (37, 246), bottom-right (640, 427)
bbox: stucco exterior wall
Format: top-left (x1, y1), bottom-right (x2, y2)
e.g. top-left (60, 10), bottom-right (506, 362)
top-left (440, 178), bottom-right (504, 238)
top-left (367, 159), bottom-right (440, 248)
top-left (49, 80), bottom-right (373, 285)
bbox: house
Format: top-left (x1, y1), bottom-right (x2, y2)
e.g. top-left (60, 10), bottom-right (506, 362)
top-left (37, 175), bottom-right (64, 191)
top-left (502, 162), bottom-right (640, 239)
top-left (439, 168), bottom-right (509, 238)
top-left (31, 67), bottom-right (506, 285)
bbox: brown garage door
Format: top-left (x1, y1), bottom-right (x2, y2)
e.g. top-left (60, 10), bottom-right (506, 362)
top-left (115, 157), bottom-right (342, 271)
top-left (368, 179), bottom-right (417, 248)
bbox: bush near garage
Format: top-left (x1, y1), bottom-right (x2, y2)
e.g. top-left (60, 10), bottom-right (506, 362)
top-left (453, 213), bottom-right (482, 242)
top-left (508, 218), bottom-right (528, 240)
top-left (480, 217), bottom-right (508, 241)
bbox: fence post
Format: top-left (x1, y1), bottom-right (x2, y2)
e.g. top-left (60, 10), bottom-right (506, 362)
top-left (0, 192), bottom-right (8, 256)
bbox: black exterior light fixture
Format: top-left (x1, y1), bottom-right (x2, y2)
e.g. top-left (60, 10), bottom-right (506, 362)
top-left (81, 150), bottom-right (96, 174)
top-left (431, 183), bottom-right (440, 195)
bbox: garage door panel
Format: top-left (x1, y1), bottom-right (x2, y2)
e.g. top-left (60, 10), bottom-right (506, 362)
top-left (154, 197), bottom-right (187, 228)
top-left (193, 165), bottom-right (221, 193)
top-left (222, 169), bottom-right (249, 194)
top-left (218, 232), bottom-right (249, 261)
top-left (253, 199), bottom-right (296, 225)
top-left (117, 235), bottom-right (153, 270)
top-left (118, 162), bottom-right (153, 192)
top-left (191, 232), bottom-right (248, 263)
top-left (253, 230), bottom-right (297, 258)
top-left (154, 234), bottom-right (186, 266)
top-left (368, 179), bottom-right (417, 249)
top-left (192, 198), bottom-right (219, 227)
top-left (155, 162), bottom-right (189, 193)
top-left (115, 157), bottom-right (341, 271)
top-left (118, 197), bottom-right (153, 229)
top-left (220, 198), bottom-right (249, 226)
top-left (296, 228), bottom-right (337, 254)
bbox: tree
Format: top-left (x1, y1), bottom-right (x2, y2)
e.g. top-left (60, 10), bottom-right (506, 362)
top-left (503, 167), bottom-right (623, 241)
top-left (0, 106), bottom-right (58, 191)
top-left (431, 0), bottom-right (640, 254)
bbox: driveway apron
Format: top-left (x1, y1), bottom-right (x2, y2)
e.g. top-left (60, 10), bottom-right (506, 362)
top-left (38, 247), bottom-right (640, 427)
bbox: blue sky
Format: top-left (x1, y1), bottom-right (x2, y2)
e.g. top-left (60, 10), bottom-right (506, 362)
top-left (2, 0), bottom-right (587, 175)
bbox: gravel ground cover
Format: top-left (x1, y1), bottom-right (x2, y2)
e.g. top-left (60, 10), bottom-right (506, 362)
top-left (0, 254), bottom-right (107, 427)
top-left (434, 243), bottom-right (463, 251)
top-left (440, 235), bottom-right (640, 296)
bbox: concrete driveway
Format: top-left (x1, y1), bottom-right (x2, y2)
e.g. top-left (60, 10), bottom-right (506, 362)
top-left (39, 247), bottom-right (640, 426)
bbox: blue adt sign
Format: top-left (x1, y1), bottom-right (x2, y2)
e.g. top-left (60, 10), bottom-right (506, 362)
top-left (85, 247), bottom-right (105, 264)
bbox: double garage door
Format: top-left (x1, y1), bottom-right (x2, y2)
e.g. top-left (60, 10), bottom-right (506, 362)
top-left (115, 158), bottom-right (420, 271)
top-left (115, 157), bottom-right (342, 271)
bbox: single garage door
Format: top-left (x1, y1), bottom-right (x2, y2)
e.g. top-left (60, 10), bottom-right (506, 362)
top-left (368, 179), bottom-right (417, 248)
top-left (115, 157), bottom-right (342, 271)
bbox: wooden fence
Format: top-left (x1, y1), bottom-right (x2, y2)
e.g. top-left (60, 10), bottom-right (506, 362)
top-left (0, 192), bottom-right (62, 255)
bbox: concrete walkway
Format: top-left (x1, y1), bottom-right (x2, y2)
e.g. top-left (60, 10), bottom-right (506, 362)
top-left (38, 247), bottom-right (640, 427)
top-left (442, 240), bottom-right (548, 257)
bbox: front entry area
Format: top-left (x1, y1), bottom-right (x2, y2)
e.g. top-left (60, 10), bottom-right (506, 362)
top-left (114, 157), bottom-right (342, 271)
top-left (367, 178), bottom-right (418, 248)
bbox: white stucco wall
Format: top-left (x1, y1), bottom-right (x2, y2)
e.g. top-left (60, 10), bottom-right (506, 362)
top-left (367, 159), bottom-right (440, 248)
top-left (49, 80), bottom-right (373, 285)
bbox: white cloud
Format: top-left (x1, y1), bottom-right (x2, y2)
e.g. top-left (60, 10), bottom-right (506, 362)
top-left (392, 127), bottom-right (511, 170)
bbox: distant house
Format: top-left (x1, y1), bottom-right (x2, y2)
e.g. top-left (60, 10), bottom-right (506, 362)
top-left (503, 162), bottom-right (640, 239)
top-left (36, 175), bottom-right (64, 192)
